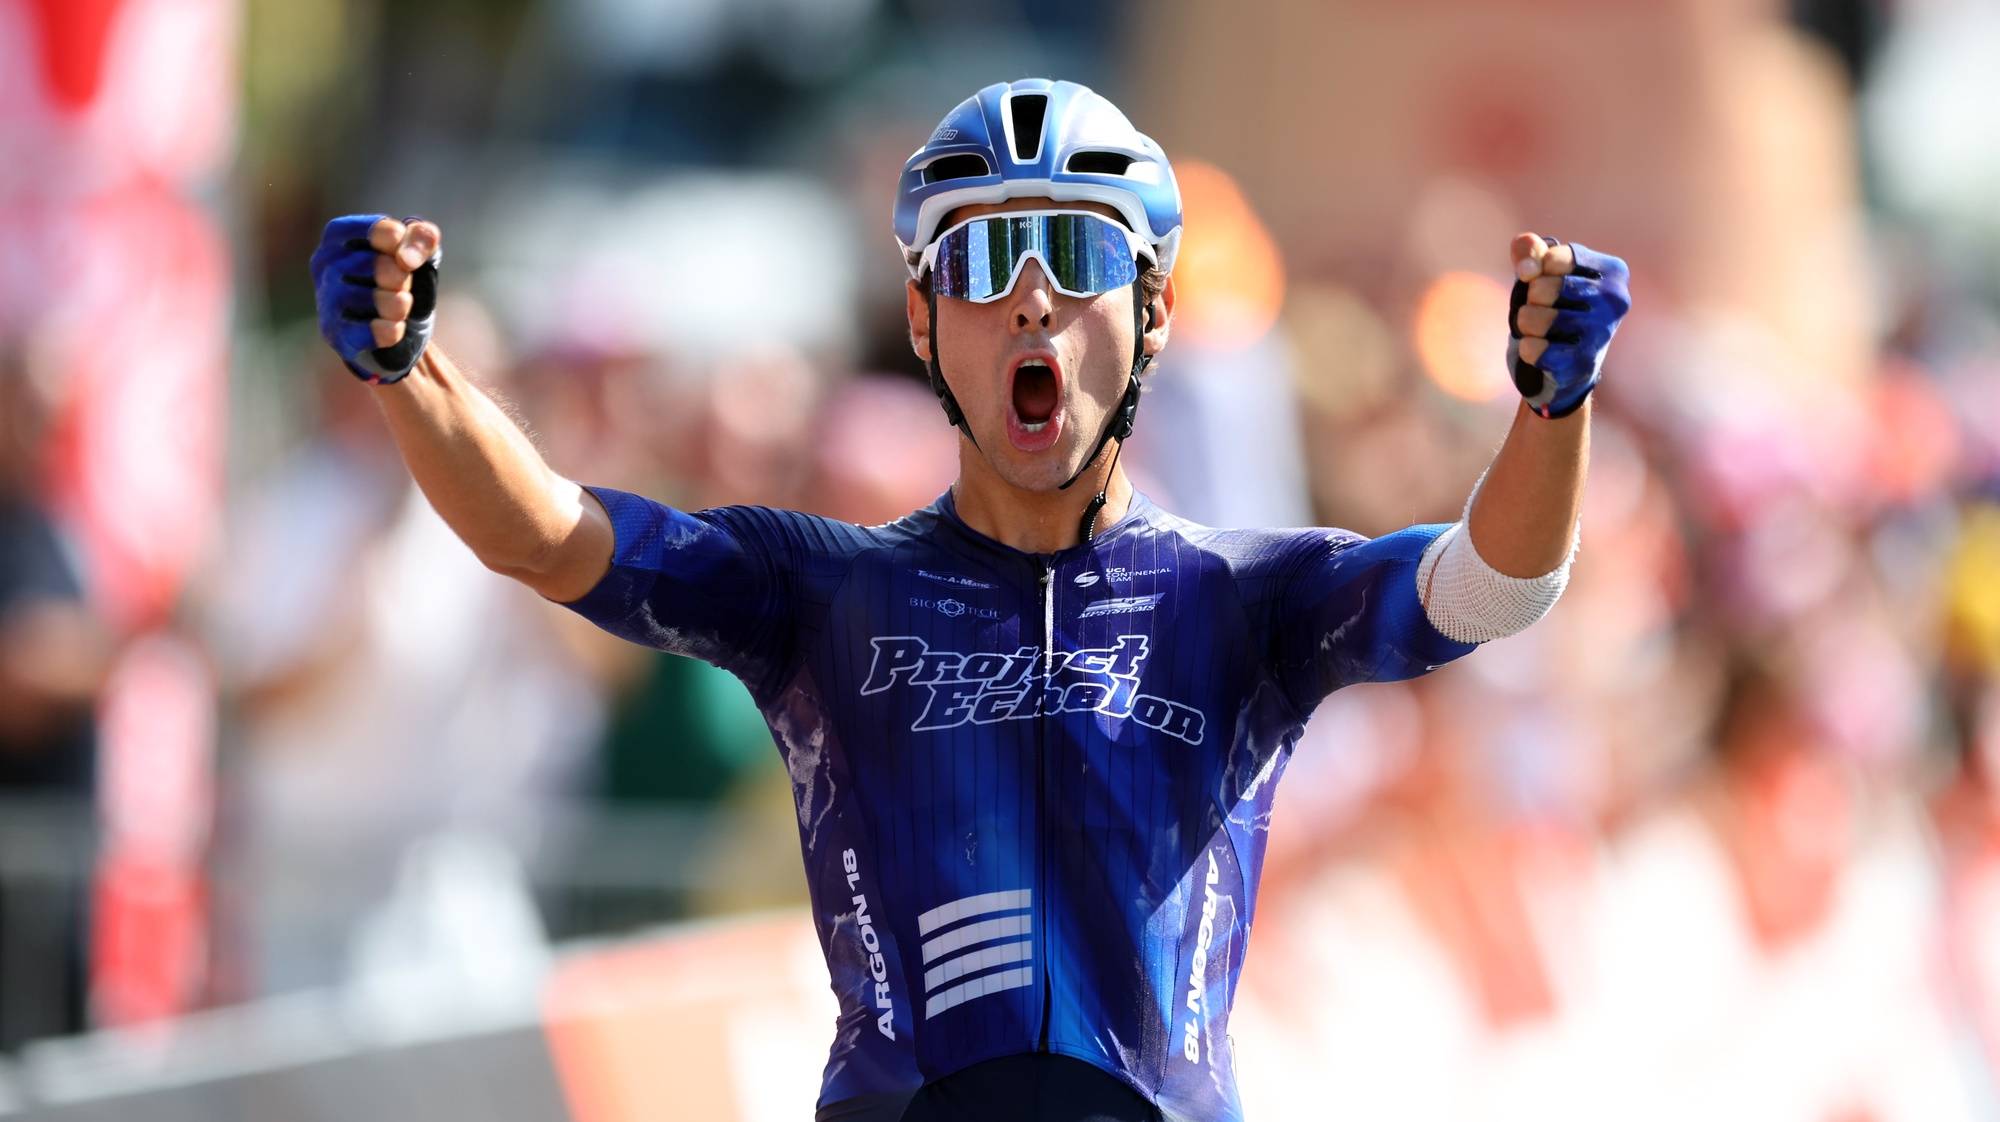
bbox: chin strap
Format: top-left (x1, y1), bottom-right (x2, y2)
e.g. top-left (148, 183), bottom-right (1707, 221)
top-left (1067, 283), bottom-right (1152, 544)
top-left (926, 282), bottom-right (979, 448)
top-left (1076, 438), bottom-right (1125, 544)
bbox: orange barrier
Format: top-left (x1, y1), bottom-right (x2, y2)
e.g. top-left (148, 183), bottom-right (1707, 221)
top-left (542, 912), bottom-right (836, 1122)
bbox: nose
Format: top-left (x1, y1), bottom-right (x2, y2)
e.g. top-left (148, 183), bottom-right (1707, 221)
top-left (1006, 258), bottom-right (1054, 333)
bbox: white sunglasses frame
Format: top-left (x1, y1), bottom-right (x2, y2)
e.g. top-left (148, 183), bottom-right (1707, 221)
top-left (916, 209), bottom-right (1158, 304)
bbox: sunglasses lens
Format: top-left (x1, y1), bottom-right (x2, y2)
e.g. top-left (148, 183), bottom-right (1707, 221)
top-left (932, 213), bottom-right (1139, 302)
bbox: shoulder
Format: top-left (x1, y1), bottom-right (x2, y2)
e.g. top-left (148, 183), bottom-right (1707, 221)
top-left (1132, 498), bottom-right (1364, 583)
top-left (696, 501), bottom-right (951, 577)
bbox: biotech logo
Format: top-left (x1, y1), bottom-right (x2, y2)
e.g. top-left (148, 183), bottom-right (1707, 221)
top-left (859, 634), bottom-right (1205, 745)
top-left (909, 596), bottom-right (1000, 621)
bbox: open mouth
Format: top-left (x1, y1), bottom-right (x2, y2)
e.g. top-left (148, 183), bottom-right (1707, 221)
top-left (1005, 356), bottom-right (1064, 453)
top-left (1012, 360), bottom-right (1058, 432)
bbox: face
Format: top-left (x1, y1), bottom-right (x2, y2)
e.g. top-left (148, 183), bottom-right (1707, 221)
top-left (906, 197), bottom-right (1172, 491)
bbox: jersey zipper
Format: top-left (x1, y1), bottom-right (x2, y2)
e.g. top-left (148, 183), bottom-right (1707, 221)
top-left (1036, 559), bottom-right (1054, 1052)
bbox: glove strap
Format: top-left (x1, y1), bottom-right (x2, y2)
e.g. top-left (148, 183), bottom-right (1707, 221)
top-left (347, 253), bottom-right (440, 385)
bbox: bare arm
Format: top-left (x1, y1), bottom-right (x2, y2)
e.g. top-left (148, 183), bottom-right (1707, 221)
top-left (1465, 233), bottom-right (1595, 577)
top-left (1466, 398), bottom-right (1587, 577)
top-left (360, 218), bottom-right (612, 602)
top-left (373, 346), bottom-right (612, 601)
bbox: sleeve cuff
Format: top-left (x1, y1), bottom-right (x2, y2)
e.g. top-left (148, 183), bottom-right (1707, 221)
top-left (551, 484), bottom-right (664, 620)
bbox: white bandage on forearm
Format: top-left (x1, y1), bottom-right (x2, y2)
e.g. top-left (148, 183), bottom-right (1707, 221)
top-left (1415, 479), bottom-right (1576, 643)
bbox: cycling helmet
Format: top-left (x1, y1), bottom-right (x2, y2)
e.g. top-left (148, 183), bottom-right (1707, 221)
top-left (894, 79), bottom-right (1183, 279)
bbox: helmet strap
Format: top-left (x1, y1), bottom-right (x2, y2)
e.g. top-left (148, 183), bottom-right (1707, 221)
top-left (1059, 280), bottom-right (1150, 493)
top-left (1077, 438), bottom-right (1125, 544)
top-left (926, 281), bottom-right (979, 449)
top-left (1066, 281), bottom-right (1152, 544)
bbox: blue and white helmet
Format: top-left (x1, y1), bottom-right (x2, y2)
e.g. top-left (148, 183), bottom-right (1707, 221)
top-left (894, 79), bottom-right (1183, 280)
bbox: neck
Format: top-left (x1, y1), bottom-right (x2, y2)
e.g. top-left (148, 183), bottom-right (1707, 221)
top-left (951, 440), bottom-right (1133, 554)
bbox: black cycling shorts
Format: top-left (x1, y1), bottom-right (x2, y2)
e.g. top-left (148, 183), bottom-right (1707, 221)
top-left (816, 1053), bottom-right (1164, 1122)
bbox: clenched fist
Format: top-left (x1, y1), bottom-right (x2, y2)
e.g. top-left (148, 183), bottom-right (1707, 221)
top-left (1506, 233), bottom-right (1630, 419)
top-left (309, 215), bottom-right (442, 384)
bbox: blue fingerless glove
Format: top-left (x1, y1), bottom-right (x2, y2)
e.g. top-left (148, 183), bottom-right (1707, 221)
top-left (1507, 239), bottom-right (1631, 419)
top-left (309, 214), bottom-right (439, 385)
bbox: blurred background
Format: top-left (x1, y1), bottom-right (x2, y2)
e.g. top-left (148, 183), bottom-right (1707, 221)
top-left (1, 0), bottom-right (1998, 1118)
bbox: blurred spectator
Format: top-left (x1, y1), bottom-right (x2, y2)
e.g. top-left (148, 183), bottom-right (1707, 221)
top-left (1590, 646), bottom-right (1975, 1121)
top-left (207, 349), bottom-right (607, 998)
top-left (1235, 673), bottom-right (1605, 1122)
top-left (1935, 503), bottom-right (2000, 1092)
top-left (805, 373), bottom-right (956, 525)
top-left (1123, 159), bottom-right (1312, 529)
top-left (0, 346), bottom-right (112, 1050)
top-left (509, 340), bottom-right (801, 931)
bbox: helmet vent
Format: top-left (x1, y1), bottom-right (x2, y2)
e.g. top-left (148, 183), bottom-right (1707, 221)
top-left (1008, 94), bottom-right (1048, 161)
top-left (922, 154), bottom-right (991, 184)
top-left (1065, 151), bottom-right (1134, 176)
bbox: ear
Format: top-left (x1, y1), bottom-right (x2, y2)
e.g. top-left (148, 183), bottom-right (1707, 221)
top-left (1141, 275), bottom-right (1175, 360)
top-left (905, 278), bottom-right (932, 363)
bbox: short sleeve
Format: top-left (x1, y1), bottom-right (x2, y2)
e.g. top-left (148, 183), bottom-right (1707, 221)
top-left (558, 486), bottom-right (796, 699)
top-left (1269, 523), bottom-right (1479, 714)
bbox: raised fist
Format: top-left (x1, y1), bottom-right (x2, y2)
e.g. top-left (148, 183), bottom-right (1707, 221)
top-left (309, 215), bottom-right (442, 384)
top-left (1507, 233), bottom-right (1630, 419)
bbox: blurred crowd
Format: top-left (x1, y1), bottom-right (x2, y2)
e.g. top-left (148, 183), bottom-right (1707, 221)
top-left (3, 0), bottom-right (2000, 1118)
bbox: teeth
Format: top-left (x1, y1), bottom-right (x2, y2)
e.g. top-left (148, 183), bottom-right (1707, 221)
top-left (1021, 420), bottom-right (1048, 433)
top-left (1019, 361), bottom-right (1049, 372)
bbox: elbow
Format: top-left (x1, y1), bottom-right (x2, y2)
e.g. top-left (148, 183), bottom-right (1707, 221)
top-left (479, 546), bottom-right (586, 604)
top-left (475, 525), bottom-right (565, 584)
top-left (480, 552), bottom-right (543, 582)
top-left (477, 481), bottom-right (614, 601)
top-left (1415, 522), bottom-right (1573, 644)
top-left (482, 536), bottom-right (564, 582)
top-left (484, 522), bottom-right (611, 604)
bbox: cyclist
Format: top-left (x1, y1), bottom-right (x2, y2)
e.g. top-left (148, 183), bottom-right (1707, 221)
top-left (310, 78), bottom-right (1629, 1122)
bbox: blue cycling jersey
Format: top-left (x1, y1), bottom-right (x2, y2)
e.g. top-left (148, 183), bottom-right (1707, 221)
top-left (561, 484), bottom-right (1478, 1122)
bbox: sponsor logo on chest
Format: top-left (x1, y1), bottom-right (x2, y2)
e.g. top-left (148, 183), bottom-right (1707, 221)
top-left (915, 568), bottom-right (994, 591)
top-left (909, 595), bottom-right (1001, 620)
top-left (1078, 593), bottom-right (1165, 619)
top-left (1075, 565), bottom-right (1173, 588)
top-left (859, 634), bottom-right (1205, 745)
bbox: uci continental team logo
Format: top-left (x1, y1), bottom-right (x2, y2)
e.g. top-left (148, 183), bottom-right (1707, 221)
top-left (858, 634), bottom-right (1204, 745)
top-left (1073, 565), bottom-right (1170, 588)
